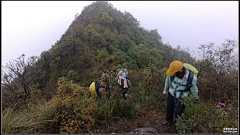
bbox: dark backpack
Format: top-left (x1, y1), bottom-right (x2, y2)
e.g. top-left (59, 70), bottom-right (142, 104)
top-left (95, 80), bottom-right (107, 98)
top-left (170, 70), bottom-right (194, 107)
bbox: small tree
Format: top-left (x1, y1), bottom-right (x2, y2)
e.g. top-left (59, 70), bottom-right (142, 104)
top-left (196, 39), bottom-right (238, 101)
top-left (197, 39), bottom-right (238, 78)
top-left (2, 54), bottom-right (39, 106)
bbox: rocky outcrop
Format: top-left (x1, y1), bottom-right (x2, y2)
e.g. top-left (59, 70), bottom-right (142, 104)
top-left (128, 127), bottom-right (158, 134)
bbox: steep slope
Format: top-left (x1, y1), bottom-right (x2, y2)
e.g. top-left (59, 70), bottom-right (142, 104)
top-left (38, 1), bottom-right (167, 90)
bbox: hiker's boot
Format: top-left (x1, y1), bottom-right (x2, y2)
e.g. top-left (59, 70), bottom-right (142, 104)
top-left (162, 119), bottom-right (169, 125)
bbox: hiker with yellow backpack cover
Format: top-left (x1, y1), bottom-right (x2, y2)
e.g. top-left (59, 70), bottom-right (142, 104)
top-left (162, 61), bottom-right (199, 125)
top-left (89, 72), bottom-right (110, 99)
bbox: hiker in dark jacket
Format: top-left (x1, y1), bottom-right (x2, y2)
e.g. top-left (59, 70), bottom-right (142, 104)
top-left (162, 61), bottom-right (198, 125)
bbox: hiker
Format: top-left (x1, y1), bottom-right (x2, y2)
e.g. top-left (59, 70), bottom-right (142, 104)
top-left (162, 60), bottom-right (198, 125)
top-left (113, 69), bottom-right (132, 99)
top-left (89, 72), bottom-right (110, 99)
top-left (104, 67), bottom-right (113, 77)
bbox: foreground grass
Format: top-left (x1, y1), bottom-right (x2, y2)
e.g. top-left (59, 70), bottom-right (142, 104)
top-left (2, 101), bottom-right (54, 134)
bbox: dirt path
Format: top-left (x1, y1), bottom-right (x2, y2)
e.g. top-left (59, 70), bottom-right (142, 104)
top-left (142, 109), bottom-right (176, 134)
top-left (93, 109), bottom-right (177, 134)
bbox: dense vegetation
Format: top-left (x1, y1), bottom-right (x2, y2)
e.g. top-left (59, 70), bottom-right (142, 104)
top-left (2, 1), bottom-right (238, 134)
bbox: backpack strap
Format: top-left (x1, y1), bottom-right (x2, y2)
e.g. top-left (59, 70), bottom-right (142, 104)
top-left (170, 70), bottom-right (194, 87)
top-left (187, 70), bottom-right (194, 88)
top-left (95, 81), bottom-right (100, 97)
top-left (174, 70), bottom-right (194, 107)
top-left (170, 76), bottom-right (175, 89)
top-left (95, 80), bottom-right (106, 98)
top-left (170, 76), bottom-right (175, 82)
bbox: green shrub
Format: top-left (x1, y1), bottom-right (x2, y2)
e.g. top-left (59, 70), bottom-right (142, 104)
top-left (66, 70), bottom-right (78, 83)
top-left (175, 95), bottom-right (199, 133)
top-left (46, 77), bottom-right (96, 134)
top-left (176, 114), bottom-right (198, 134)
top-left (130, 103), bottom-right (141, 118)
top-left (175, 94), bottom-right (238, 134)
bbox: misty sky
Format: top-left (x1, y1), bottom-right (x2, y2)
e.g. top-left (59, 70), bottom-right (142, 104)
top-left (2, 1), bottom-right (239, 67)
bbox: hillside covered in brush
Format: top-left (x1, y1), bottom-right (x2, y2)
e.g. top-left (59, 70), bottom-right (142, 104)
top-left (36, 1), bottom-right (194, 90)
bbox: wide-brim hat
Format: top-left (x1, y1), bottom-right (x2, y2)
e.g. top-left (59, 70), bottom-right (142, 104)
top-left (166, 61), bottom-right (183, 76)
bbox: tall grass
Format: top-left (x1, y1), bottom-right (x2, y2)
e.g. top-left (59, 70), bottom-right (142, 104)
top-left (94, 92), bottom-right (141, 121)
top-left (96, 98), bottom-right (116, 120)
top-left (2, 101), bottom-right (54, 134)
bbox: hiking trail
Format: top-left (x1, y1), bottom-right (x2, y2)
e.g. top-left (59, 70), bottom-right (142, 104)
top-left (93, 109), bottom-right (177, 134)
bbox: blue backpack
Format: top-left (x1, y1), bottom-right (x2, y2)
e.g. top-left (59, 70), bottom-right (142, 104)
top-left (125, 74), bottom-right (130, 80)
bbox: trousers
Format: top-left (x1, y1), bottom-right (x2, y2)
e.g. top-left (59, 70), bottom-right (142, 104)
top-left (166, 92), bottom-right (185, 122)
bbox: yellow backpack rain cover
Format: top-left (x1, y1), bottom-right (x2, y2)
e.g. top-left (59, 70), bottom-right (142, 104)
top-left (89, 82), bottom-right (98, 98)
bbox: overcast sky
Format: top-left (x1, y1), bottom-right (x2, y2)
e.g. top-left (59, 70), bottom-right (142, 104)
top-left (2, 1), bottom-right (238, 67)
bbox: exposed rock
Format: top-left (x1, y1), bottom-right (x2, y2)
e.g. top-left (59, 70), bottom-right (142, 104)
top-left (154, 119), bottom-right (161, 124)
top-left (128, 127), bottom-right (158, 134)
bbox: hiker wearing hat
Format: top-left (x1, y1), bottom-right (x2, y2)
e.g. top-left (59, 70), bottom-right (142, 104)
top-left (162, 61), bottom-right (198, 125)
top-left (113, 69), bottom-right (132, 99)
top-left (99, 73), bottom-right (110, 98)
top-left (89, 73), bottom-right (110, 99)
